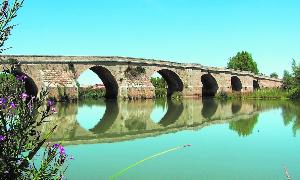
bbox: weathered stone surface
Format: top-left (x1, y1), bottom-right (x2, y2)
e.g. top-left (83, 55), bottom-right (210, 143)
top-left (0, 55), bottom-right (283, 100)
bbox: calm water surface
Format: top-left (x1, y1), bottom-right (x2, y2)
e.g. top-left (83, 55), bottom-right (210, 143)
top-left (44, 99), bottom-right (300, 180)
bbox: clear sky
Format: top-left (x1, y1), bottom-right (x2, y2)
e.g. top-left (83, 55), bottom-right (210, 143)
top-left (3, 0), bottom-right (300, 84)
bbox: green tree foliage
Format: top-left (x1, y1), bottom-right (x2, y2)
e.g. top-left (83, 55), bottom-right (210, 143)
top-left (291, 59), bottom-right (300, 87)
top-left (150, 77), bottom-right (167, 98)
top-left (78, 87), bottom-right (106, 100)
top-left (270, 72), bottom-right (278, 78)
top-left (283, 70), bottom-right (293, 90)
top-left (227, 51), bottom-right (259, 74)
top-left (151, 77), bottom-right (166, 89)
top-left (283, 59), bottom-right (300, 98)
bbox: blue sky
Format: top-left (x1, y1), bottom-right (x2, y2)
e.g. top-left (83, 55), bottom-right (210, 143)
top-left (4, 0), bottom-right (300, 84)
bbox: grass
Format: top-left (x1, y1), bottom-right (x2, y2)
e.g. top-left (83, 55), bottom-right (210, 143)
top-left (216, 88), bottom-right (291, 100)
top-left (78, 87), bottom-right (105, 100)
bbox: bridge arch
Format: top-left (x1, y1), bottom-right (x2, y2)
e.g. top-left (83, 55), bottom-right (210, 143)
top-left (12, 70), bottom-right (38, 97)
top-left (151, 69), bottom-right (184, 97)
top-left (78, 66), bottom-right (119, 99)
top-left (253, 80), bottom-right (260, 90)
top-left (201, 73), bottom-right (219, 97)
top-left (231, 76), bottom-right (242, 92)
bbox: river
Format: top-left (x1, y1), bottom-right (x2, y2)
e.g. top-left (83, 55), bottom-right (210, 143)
top-left (43, 99), bottom-right (300, 180)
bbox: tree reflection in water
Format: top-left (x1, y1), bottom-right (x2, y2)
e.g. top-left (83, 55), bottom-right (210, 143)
top-left (281, 101), bottom-right (300, 136)
top-left (229, 114), bottom-right (259, 137)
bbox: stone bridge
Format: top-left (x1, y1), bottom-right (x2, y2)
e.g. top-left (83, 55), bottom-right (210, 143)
top-left (1, 55), bottom-right (282, 100)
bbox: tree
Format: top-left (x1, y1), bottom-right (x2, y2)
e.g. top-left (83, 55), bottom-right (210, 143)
top-left (227, 51), bottom-right (259, 74)
top-left (282, 59), bottom-right (300, 99)
top-left (270, 72), bottom-right (278, 78)
top-left (291, 59), bottom-right (300, 87)
top-left (283, 70), bottom-right (293, 90)
top-left (150, 77), bottom-right (167, 98)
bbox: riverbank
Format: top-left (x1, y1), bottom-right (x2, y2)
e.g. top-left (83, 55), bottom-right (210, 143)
top-left (216, 88), bottom-right (291, 100)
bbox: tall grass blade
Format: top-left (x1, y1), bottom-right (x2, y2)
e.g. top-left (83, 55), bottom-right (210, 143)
top-left (109, 144), bottom-right (192, 180)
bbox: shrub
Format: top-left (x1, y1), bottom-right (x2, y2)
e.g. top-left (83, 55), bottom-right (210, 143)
top-left (171, 91), bottom-right (182, 100)
top-left (125, 66), bottom-right (146, 79)
top-left (0, 0), bottom-right (69, 178)
top-left (78, 87), bottom-right (106, 100)
top-left (0, 69), bottom-right (69, 179)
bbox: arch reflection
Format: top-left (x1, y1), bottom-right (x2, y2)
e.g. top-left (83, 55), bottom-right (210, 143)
top-left (201, 98), bottom-right (218, 119)
top-left (89, 100), bottom-right (119, 133)
top-left (232, 101), bottom-right (242, 114)
top-left (159, 99), bottom-right (184, 127)
top-left (76, 100), bottom-right (106, 131)
top-left (44, 99), bottom-right (300, 145)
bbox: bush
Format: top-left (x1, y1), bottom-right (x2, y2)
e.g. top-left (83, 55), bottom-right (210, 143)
top-left (216, 88), bottom-right (289, 100)
top-left (171, 91), bottom-right (182, 100)
top-left (0, 70), bottom-right (69, 179)
top-left (78, 87), bottom-right (106, 100)
top-left (125, 66), bottom-right (146, 79)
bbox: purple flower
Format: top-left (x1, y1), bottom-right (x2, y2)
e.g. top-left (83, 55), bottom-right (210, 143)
top-left (59, 146), bottom-right (65, 155)
top-left (20, 92), bottom-right (28, 100)
top-left (47, 100), bottom-right (54, 107)
top-left (52, 143), bottom-right (60, 148)
top-left (51, 106), bottom-right (57, 113)
top-left (52, 144), bottom-right (66, 155)
top-left (16, 75), bottom-right (27, 82)
top-left (0, 135), bottom-right (6, 142)
top-left (10, 101), bottom-right (16, 109)
top-left (0, 97), bottom-right (7, 105)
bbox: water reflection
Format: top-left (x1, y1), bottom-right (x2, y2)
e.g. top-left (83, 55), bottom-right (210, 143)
top-left (159, 100), bottom-right (184, 127)
top-left (150, 99), bottom-right (168, 123)
top-left (229, 114), bottom-right (259, 137)
top-left (76, 100), bottom-right (106, 130)
top-left (90, 100), bottom-right (119, 134)
top-left (281, 101), bottom-right (300, 136)
top-left (201, 99), bottom-right (218, 119)
top-left (44, 99), bottom-right (300, 145)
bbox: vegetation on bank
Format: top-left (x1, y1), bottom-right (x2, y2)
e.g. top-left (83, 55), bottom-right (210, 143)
top-left (78, 87), bottom-right (106, 100)
top-left (216, 88), bottom-right (290, 100)
top-left (150, 77), bottom-right (167, 98)
top-left (150, 77), bottom-right (182, 100)
top-left (282, 59), bottom-right (300, 99)
top-left (223, 51), bottom-right (300, 100)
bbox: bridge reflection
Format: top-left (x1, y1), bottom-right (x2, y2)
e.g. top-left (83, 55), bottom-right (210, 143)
top-left (44, 99), bottom-right (300, 145)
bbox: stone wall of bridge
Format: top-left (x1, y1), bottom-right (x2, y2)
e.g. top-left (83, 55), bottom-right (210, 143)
top-left (0, 55), bottom-right (283, 100)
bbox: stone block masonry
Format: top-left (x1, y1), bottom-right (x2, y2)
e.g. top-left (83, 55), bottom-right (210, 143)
top-left (0, 55), bottom-right (282, 100)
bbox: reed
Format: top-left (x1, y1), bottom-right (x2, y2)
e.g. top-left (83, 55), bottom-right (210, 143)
top-left (109, 144), bottom-right (191, 180)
